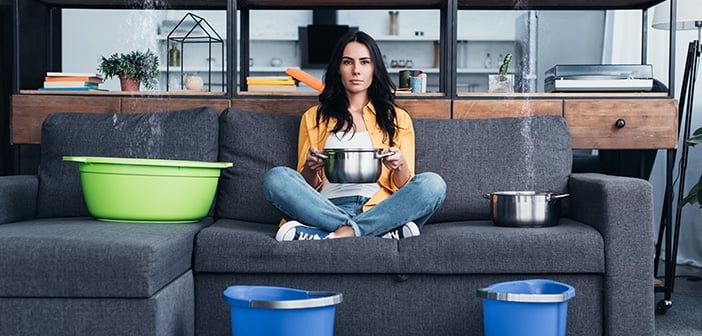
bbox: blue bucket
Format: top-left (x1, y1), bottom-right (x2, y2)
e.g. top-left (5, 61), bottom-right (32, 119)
top-left (477, 279), bottom-right (575, 336)
top-left (223, 285), bottom-right (343, 336)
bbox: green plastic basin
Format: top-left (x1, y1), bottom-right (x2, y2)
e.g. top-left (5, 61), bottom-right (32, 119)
top-left (63, 156), bottom-right (233, 223)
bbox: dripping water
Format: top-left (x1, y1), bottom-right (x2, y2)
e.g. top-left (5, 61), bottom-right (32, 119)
top-left (515, 0), bottom-right (537, 190)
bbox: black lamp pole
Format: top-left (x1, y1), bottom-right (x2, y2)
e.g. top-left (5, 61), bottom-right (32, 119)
top-left (655, 28), bottom-right (700, 315)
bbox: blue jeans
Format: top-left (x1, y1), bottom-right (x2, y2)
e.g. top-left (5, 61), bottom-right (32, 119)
top-left (263, 166), bottom-right (446, 236)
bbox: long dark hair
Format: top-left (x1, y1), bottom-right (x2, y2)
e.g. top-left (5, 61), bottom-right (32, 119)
top-left (317, 31), bottom-right (399, 146)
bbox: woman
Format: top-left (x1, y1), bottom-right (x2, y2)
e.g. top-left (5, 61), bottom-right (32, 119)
top-left (263, 31), bottom-right (446, 241)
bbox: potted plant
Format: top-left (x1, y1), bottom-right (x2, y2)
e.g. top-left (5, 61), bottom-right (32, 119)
top-left (488, 53), bottom-right (514, 93)
top-left (98, 49), bottom-right (159, 91)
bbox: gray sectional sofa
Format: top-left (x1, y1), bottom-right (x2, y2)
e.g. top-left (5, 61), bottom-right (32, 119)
top-left (0, 106), bottom-right (654, 336)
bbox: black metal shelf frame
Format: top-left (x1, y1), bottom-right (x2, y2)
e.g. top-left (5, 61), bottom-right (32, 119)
top-left (10, 2), bottom-right (681, 314)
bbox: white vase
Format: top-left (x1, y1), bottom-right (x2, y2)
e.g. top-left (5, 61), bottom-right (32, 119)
top-left (488, 74), bottom-right (514, 93)
top-left (184, 76), bottom-right (204, 91)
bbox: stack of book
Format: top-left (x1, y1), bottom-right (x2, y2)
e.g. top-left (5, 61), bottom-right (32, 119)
top-left (41, 72), bottom-right (105, 91)
top-left (246, 76), bottom-right (297, 92)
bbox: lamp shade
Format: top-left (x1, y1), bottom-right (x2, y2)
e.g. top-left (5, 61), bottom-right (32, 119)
top-left (652, 0), bottom-right (702, 30)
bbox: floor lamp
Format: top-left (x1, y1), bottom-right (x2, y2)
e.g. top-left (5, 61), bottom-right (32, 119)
top-left (651, 0), bottom-right (701, 314)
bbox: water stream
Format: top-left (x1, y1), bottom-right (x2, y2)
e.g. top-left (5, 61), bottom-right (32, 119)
top-left (514, 1), bottom-right (537, 190)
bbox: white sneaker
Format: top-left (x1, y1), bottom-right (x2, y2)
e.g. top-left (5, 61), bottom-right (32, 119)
top-left (381, 221), bottom-right (421, 240)
top-left (276, 221), bottom-right (335, 241)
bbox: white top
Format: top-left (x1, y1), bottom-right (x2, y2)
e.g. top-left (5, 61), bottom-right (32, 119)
top-left (319, 131), bottom-right (381, 199)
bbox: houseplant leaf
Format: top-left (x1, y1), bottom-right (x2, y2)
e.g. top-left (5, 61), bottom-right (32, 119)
top-left (680, 174), bottom-right (702, 208)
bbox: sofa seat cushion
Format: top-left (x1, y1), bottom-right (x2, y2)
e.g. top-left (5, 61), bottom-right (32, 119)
top-left (38, 107), bottom-right (219, 218)
top-left (195, 218), bottom-right (602, 275)
top-left (194, 219), bottom-right (400, 273)
top-left (399, 218), bottom-right (604, 274)
top-left (0, 217), bottom-right (210, 298)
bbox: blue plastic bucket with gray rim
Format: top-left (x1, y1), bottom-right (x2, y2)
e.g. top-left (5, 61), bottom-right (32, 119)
top-left (477, 279), bottom-right (575, 336)
top-left (223, 285), bottom-right (343, 336)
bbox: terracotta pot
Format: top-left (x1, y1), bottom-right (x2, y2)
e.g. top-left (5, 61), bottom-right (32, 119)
top-left (119, 75), bottom-right (140, 92)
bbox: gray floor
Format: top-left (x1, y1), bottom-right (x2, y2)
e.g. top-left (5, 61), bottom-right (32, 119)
top-left (655, 273), bottom-right (702, 335)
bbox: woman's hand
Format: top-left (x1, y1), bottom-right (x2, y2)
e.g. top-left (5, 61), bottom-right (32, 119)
top-left (305, 146), bottom-right (326, 172)
top-left (301, 146), bottom-right (326, 188)
top-left (382, 147), bottom-right (406, 171)
top-left (383, 147), bottom-right (411, 188)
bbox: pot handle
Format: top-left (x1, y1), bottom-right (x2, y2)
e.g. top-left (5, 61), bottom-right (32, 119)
top-left (311, 152), bottom-right (329, 160)
top-left (482, 193), bottom-right (492, 199)
top-left (547, 193), bottom-right (570, 201)
top-left (375, 151), bottom-right (395, 159)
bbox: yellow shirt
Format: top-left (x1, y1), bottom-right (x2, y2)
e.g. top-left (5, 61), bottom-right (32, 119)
top-left (297, 102), bottom-right (416, 212)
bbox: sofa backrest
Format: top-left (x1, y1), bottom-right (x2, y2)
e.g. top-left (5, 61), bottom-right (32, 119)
top-left (216, 108), bottom-right (299, 223)
top-left (414, 116), bottom-right (572, 223)
top-left (37, 107), bottom-right (220, 218)
top-left (216, 108), bottom-right (572, 224)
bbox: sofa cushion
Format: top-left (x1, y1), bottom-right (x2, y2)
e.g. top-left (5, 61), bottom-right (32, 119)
top-left (0, 217), bottom-right (209, 298)
top-left (37, 107), bottom-right (219, 218)
top-left (414, 116), bottom-right (572, 222)
top-left (216, 108), bottom-right (299, 223)
top-left (398, 218), bottom-right (604, 274)
top-left (194, 218), bottom-right (602, 275)
top-left (194, 219), bottom-right (400, 273)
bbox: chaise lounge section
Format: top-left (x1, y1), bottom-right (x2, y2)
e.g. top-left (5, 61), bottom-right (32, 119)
top-left (0, 108), bottom-right (219, 336)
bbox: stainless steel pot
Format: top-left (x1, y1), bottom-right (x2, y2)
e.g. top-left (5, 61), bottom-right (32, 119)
top-left (482, 191), bottom-right (570, 228)
top-left (312, 148), bottom-right (394, 183)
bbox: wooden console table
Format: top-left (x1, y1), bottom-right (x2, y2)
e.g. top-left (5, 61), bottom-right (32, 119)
top-left (11, 92), bottom-right (678, 150)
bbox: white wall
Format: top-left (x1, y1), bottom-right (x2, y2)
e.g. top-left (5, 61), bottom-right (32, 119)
top-left (62, 9), bottom-right (226, 90)
top-left (63, 10), bottom-right (160, 90)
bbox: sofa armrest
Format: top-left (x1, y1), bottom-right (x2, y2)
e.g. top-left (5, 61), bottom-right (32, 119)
top-left (568, 172), bottom-right (654, 336)
top-left (0, 175), bottom-right (38, 224)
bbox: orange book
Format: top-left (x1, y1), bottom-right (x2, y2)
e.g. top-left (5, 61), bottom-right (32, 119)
top-left (45, 76), bottom-right (104, 83)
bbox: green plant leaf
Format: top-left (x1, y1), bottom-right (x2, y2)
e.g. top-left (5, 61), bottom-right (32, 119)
top-left (680, 183), bottom-right (700, 208)
top-left (679, 175), bottom-right (702, 209)
top-left (498, 53), bottom-right (512, 75)
top-left (686, 132), bottom-right (702, 147)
